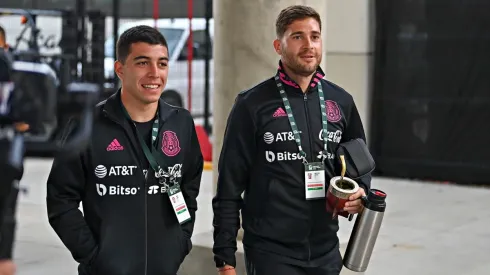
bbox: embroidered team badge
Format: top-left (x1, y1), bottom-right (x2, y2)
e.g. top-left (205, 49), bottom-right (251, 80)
top-left (161, 131), bottom-right (181, 156)
top-left (325, 100), bottom-right (342, 122)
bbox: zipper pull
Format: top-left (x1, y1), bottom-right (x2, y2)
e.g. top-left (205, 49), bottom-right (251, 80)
top-left (304, 93), bottom-right (307, 101)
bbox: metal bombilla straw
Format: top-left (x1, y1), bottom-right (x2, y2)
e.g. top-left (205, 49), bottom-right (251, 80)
top-left (340, 155), bottom-right (346, 181)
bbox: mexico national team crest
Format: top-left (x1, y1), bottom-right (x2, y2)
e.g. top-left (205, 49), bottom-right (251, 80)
top-left (162, 131), bottom-right (181, 156)
top-left (325, 100), bottom-right (342, 122)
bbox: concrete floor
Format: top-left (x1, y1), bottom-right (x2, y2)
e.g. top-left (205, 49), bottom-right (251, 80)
top-left (11, 158), bottom-right (490, 275)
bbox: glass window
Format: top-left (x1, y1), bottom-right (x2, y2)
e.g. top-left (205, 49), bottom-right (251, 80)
top-left (178, 30), bottom-right (213, 61)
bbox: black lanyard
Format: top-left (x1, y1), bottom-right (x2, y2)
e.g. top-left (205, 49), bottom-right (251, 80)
top-left (121, 104), bottom-right (164, 179)
top-left (274, 74), bottom-right (329, 163)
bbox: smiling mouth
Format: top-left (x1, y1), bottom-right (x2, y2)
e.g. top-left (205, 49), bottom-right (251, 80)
top-left (141, 84), bottom-right (161, 89)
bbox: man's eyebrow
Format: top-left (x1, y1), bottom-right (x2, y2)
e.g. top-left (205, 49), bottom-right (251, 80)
top-left (133, 56), bottom-right (169, 61)
top-left (290, 30), bottom-right (321, 36)
top-left (290, 31), bottom-right (304, 36)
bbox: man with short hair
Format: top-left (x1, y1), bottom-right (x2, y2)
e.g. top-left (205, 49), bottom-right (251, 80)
top-left (212, 5), bottom-right (371, 275)
top-left (47, 25), bottom-right (203, 275)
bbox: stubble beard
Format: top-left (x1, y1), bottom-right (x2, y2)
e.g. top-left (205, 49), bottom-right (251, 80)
top-left (284, 52), bottom-right (321, 77)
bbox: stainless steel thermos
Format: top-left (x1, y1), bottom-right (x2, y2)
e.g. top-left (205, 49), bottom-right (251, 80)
top-left (343, 189), bottom-right (387, 272)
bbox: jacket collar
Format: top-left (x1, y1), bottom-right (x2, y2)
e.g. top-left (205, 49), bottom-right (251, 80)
top-left (102, 88), bottom-right (177, 125)
top-left (276, 60), bottom-right (325, 91)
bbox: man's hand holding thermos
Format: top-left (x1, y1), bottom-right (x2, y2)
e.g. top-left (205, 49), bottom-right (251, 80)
top-left (344, 188), bottom-right (366, 214)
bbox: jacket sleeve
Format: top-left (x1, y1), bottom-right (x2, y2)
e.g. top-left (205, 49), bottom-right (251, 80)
top-left (212, 94), bottom-right (255, 267)
top-left (46, 121), bottom-right (98, 265)
top-left (180, 114), bottom-right (204, 239)
top-left (341, 96), bottom-right (372, 192)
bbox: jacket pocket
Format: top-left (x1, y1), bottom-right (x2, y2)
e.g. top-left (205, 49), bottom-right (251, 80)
top-left (76, 246), bottom-right (99, 275)
top-left (259, 178), bottom-right (310, 243)
top-left (178, 227), bottom-right (192, 261)
top-left (244, 176), bottom-right (271, 218)
top-left (88, 246), bottom-right (107, 275)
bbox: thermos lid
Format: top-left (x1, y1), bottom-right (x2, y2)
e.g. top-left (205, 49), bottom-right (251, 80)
top-left (367, 189), bottom-right (387, 205)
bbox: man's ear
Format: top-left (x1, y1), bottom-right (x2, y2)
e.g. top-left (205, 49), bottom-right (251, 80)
top-left (114, 60), bottom-right (123, 79)
top-left (273, 39), bottom-right (282, 55)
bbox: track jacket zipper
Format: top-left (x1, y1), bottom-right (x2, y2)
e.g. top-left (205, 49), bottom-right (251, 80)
top-left (103, 111), bottom-right (149, 274)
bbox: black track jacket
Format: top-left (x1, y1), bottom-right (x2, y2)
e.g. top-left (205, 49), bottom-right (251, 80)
top-left (47, 91), bottom-right (203, 275)
top-left (212, 62), bottom-right (371, 268)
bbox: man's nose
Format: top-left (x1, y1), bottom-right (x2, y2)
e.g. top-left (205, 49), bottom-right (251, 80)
top-left (304, 37), bottom-right (314, 48)
top-left (148, 63), bottom-right (159, 76)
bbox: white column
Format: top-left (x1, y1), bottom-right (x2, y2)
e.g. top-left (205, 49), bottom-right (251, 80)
top-left (324, 0), bottom-right (375, 141)
top-left (212, 0), bottom-right (328, 186)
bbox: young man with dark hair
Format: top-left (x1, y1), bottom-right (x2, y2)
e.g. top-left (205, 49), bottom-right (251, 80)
top-left (213, 5), bottom-right (371, 275)
top-left (47, 25), bottom-right (203, 275)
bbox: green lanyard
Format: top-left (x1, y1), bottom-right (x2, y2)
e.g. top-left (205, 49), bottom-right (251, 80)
top-left (274, 75), bottom-right (329, 163)
top-left (121, 104), bottom-right (165, 181)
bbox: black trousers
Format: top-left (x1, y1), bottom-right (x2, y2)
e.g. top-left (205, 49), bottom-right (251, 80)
top-left (245, 251), bottom-right (343, 275)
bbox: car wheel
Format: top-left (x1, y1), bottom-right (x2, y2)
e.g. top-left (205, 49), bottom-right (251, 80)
top-left (161, 89), bottom-right (183, 108)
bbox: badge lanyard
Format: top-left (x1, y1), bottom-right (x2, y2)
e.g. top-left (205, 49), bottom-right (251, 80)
top-left (274, 75), bottom-right (329, 200)
top-left (274, 75), bottom-right (329, 163)
top-left (121, 104), bottom-right (166, 184)
top-left (121, 103), bottom-right (191, 223)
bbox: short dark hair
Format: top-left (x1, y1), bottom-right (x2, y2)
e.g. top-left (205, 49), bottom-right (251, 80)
top-left (116, 25), bottom-right (168, 63)
top-left (275, 5), bottom-right (322, 38)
